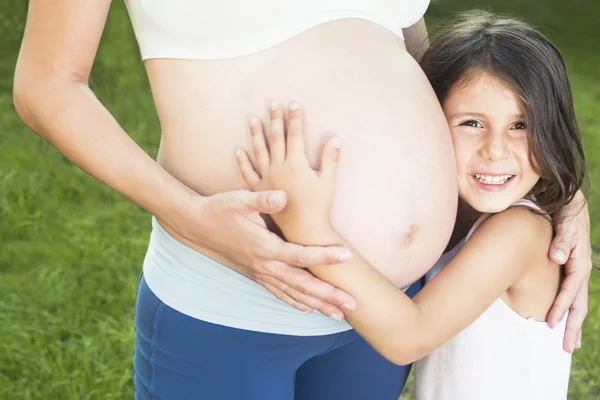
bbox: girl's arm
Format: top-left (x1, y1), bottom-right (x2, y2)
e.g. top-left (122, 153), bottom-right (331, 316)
top-left (237, 104), bottom-right (553, 365)
top-left (13, 0), bottom-right (354, 318)
top-left (317, 208), bottom-right (551, 365)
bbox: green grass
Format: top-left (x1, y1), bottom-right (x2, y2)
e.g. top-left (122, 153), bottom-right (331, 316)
top-left (0, 1), bottom-right (598, 399)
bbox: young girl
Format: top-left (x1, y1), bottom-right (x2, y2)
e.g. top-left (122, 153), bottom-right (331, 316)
top-left (236, 11), bottom-right (587, 399)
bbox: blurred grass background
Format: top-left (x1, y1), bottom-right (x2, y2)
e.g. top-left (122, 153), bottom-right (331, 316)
top-left (0, 0), bottom-right (598, 399)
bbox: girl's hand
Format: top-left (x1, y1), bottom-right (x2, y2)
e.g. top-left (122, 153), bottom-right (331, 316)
top-left (236, 102), bottom-right (342, 243)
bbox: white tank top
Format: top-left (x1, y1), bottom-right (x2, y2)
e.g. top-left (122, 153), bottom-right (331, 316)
top-left (414, 199), bottom-right (572, 400)
top-left (124, 0), bottom-right (430, 60)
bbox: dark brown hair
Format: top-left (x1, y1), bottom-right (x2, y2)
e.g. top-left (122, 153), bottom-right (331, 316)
top-left (420, 10), bottom-right (588, 221)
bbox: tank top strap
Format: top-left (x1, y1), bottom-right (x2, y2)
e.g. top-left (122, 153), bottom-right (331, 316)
top-left (464, 213), bottom-right (491, 242)
top-left (509, 198), bottom-right (551, 222)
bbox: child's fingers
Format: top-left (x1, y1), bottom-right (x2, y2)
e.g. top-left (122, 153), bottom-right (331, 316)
top-left (286, 103), bottom-right (306, 160)
top-left (250, 117), bottom-right (270, 175)
top-left (318, 137), bottom-right (341, 183)
top-left (236, 149), bottom-right (262, 191)
top-left (268, 102), bottom-right (286, 165)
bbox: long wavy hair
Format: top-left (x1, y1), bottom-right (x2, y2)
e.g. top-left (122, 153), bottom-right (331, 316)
top-left (420, 10), bottom-right (588, 222)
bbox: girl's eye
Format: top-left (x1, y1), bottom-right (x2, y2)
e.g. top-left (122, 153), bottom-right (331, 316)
top-left (460, 120), bottom-right (483, 128)
top-left (512, 121), bottom-right (527, 130)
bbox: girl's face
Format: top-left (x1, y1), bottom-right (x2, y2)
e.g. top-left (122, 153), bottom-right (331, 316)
top-left (443, 73), bottom-right (540, 213)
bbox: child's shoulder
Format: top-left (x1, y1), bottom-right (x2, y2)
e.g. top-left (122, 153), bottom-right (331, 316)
top-left (492, 204), bottom-right (551, 229)
top-left (461, 205), bottom-right (557, 306)
top-left (487, 207), bottom-right (560, 320)
top-left (470, 205), bottom-right (553, 253)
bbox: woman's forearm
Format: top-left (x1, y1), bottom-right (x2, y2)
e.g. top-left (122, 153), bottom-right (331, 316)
top-left (13, 75), bottom-right (200, 225)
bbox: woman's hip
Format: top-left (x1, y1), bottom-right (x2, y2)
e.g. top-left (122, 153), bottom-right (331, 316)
top-left (133, 274), bottom-right (422, 400)
top-left (142, 215), bottom-right (352, 335)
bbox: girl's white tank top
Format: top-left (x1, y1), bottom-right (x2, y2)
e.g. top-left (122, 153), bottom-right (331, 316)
top-left (414, 199), bottom-right (572, 400)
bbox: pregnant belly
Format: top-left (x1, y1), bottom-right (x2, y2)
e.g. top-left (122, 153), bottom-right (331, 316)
top-left (145, 19), bottom-right (457, 288)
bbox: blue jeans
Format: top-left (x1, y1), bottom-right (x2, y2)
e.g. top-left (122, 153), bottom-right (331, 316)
top-left (133, 275), bottom-right (423, 400)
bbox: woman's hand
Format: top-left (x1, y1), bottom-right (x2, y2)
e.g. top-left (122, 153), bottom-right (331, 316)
top-left (236, 102), bottom-right (342, 243)
top-left (163, 187), bottom-right (355, 321)
top-left (546, 190), bottom-right (592, 352)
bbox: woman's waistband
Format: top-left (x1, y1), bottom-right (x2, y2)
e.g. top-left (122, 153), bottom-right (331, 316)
top-left (142, 216), bottom-right (352, 336)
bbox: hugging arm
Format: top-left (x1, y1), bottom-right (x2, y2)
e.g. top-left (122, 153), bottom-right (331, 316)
top-left (13, 0), bottom-right (354, 318)
top-left (236, 104), bottom-right (549, 364)
top-left (547, 191), bottom-right (592, 352)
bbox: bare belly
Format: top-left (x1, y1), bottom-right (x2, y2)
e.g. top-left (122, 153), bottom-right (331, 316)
top-left (145, 19), bottom-right (457, 288)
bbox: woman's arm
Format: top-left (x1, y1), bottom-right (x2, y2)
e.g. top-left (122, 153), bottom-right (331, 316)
top-left (13, 1), bottom-right (197, 227)
top-left (13, 0), bottom-right (355, 318)
top-left (546, 190), bottom-right (592, 351)
top-left (237, 104), bottom-right (553, 365)
top-left (402, 17), bottom-right (429, 62)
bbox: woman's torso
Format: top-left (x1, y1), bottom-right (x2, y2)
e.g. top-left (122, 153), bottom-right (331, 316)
top-left (126, 1), bottom-right (457, 289)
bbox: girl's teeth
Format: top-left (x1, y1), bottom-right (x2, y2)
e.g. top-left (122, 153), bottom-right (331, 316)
top-left (474, 174), bottom-right (513, 184)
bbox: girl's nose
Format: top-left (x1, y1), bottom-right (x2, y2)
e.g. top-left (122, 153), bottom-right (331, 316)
top-left (480, 132), bottom-right (510, 161)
